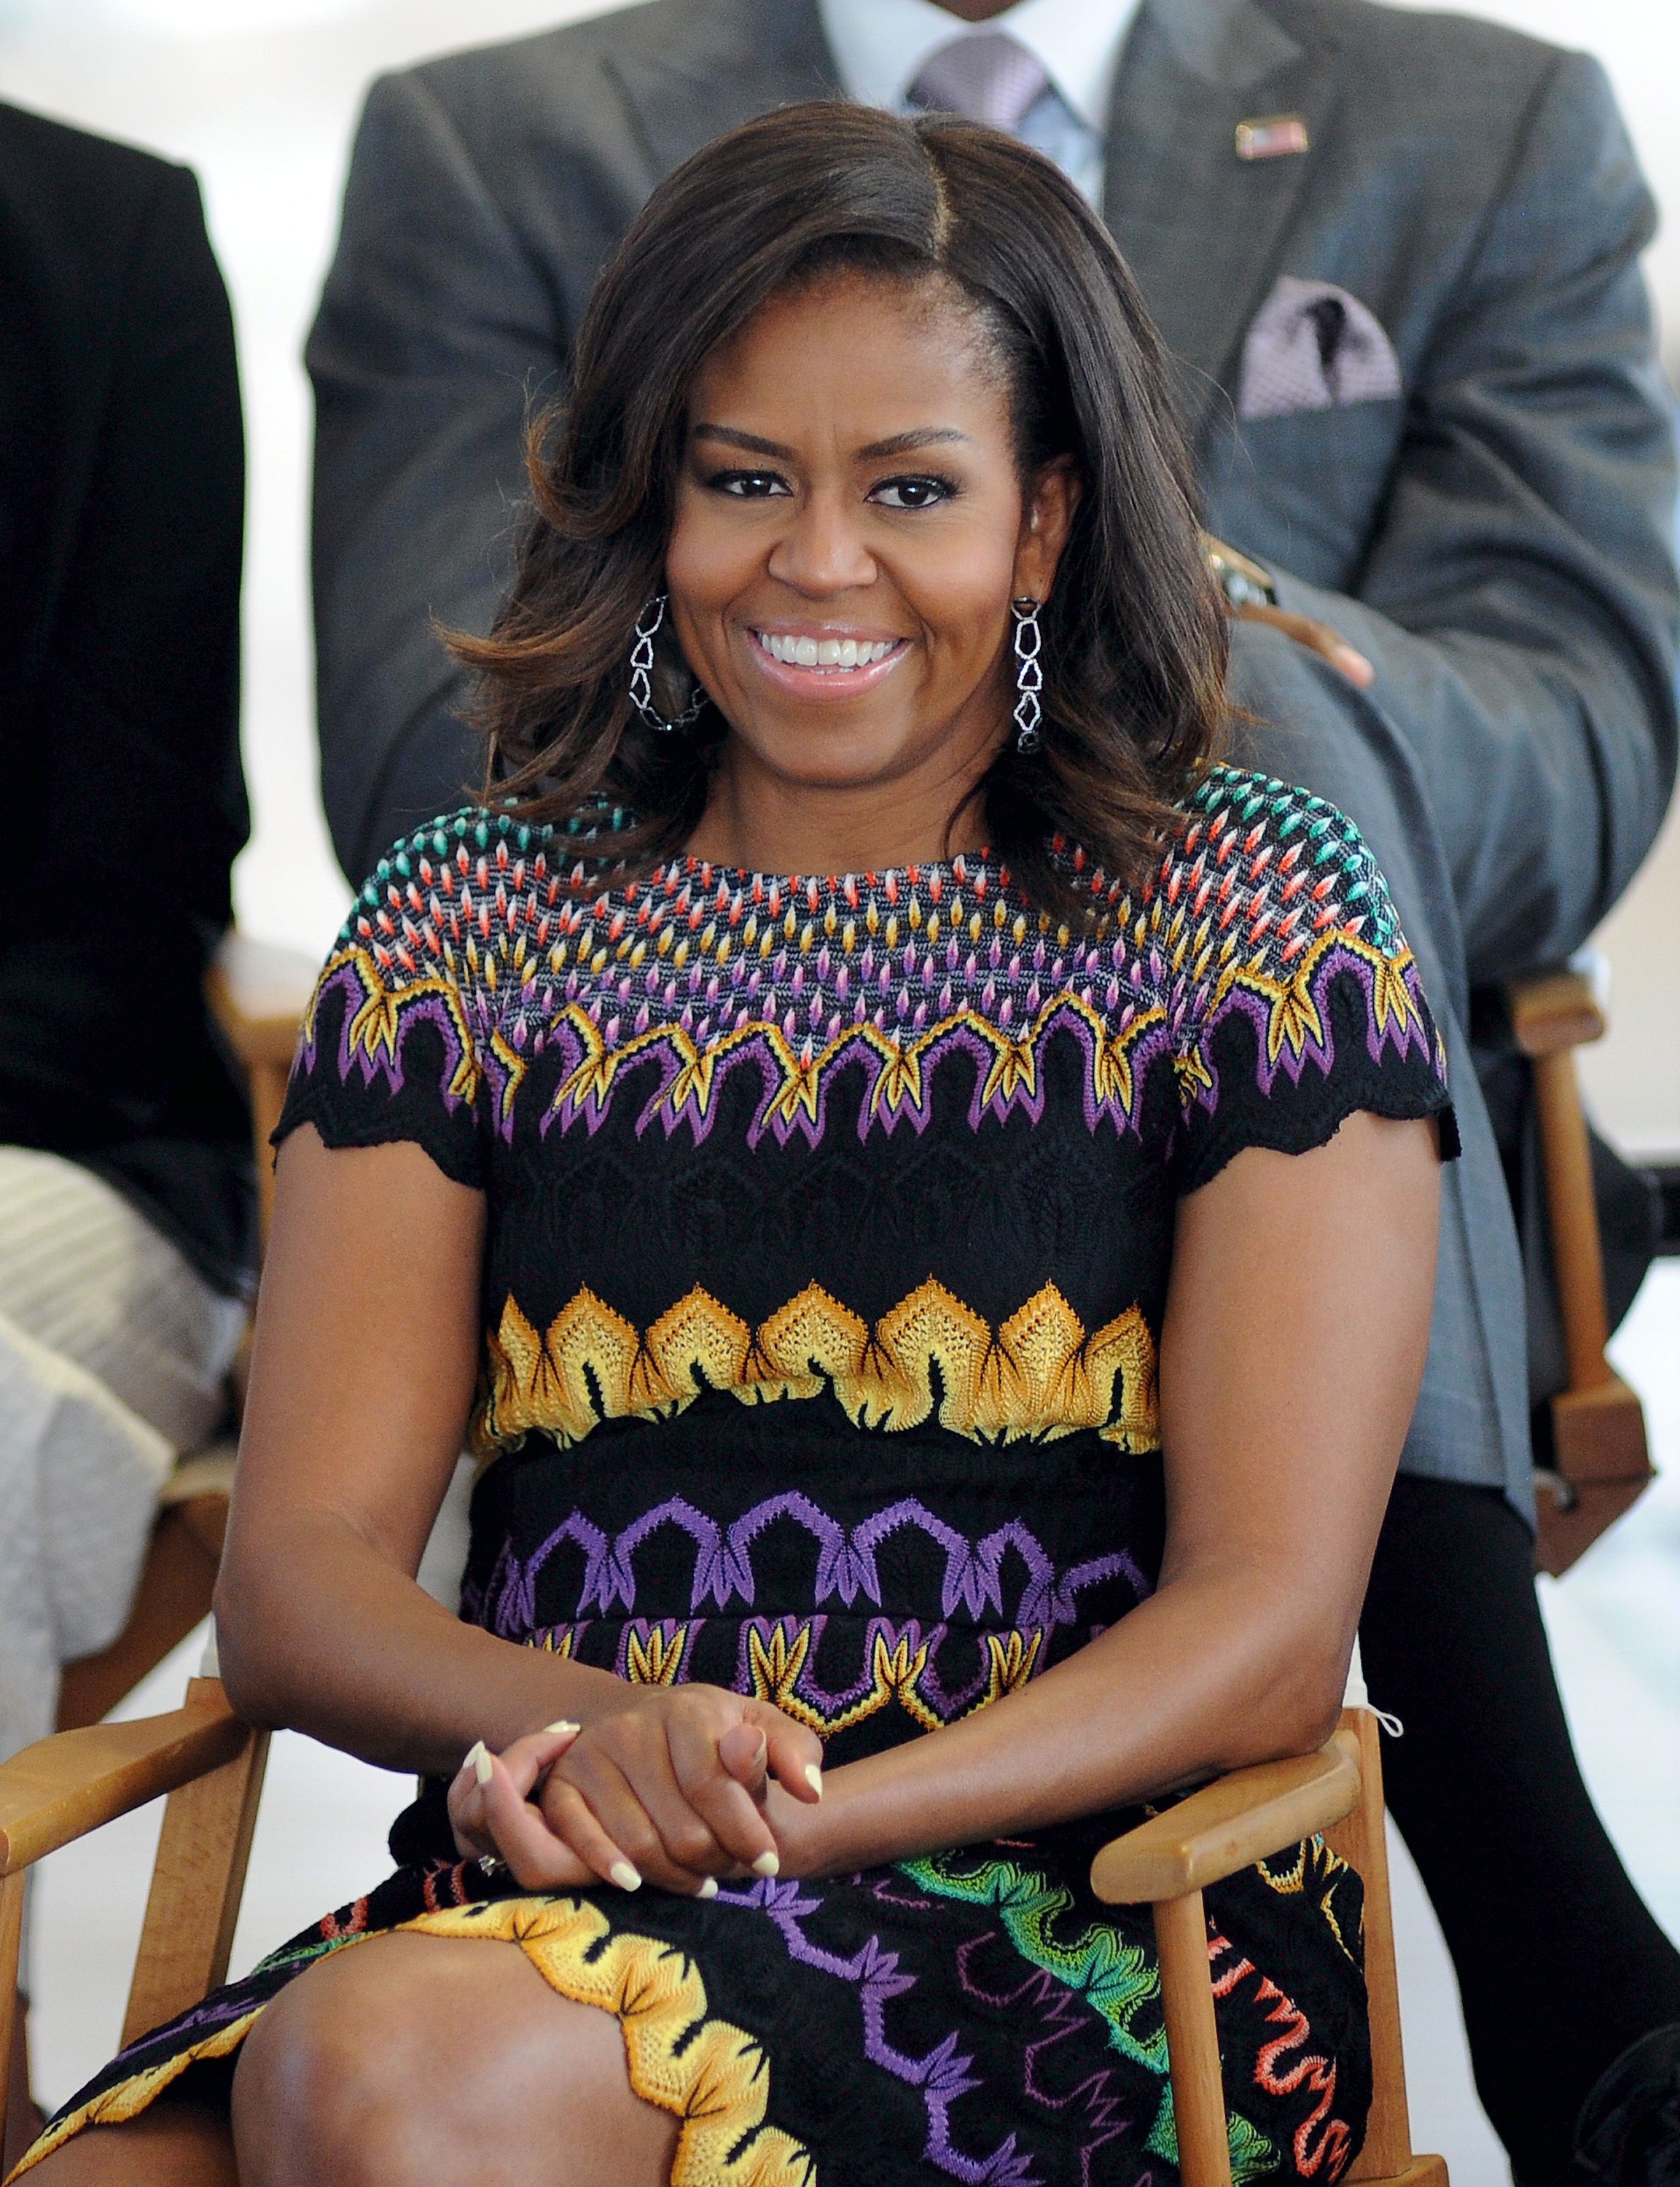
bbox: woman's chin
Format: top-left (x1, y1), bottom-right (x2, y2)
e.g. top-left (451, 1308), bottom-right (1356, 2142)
top-left (730, 748), bottom-right (927, 800)
top-left (725, 724), bottom-right (931, 795)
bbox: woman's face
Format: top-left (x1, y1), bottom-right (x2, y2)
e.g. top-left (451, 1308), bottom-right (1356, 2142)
top-left (665, 271), bottom-right (1076, 843)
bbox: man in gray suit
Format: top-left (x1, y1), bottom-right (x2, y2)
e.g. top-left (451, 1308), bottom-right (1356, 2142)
top-left (308, 0), bottom-right (1680, 2174)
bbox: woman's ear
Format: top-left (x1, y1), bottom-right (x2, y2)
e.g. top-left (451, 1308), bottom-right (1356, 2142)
top-left (1013, 458), bottom-right (1082, 601)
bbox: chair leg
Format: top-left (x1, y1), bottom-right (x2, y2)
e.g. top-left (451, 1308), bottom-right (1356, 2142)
top-left (1154, 1889), bottom-right (1234, 2187)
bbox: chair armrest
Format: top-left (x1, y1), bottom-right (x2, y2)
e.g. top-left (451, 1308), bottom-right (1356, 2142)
top-left (207, 932), bottom-right (319, 1069)
top-left (0, 1688), bottom-right (246, 1877)
top-left (1089, 1729), bottom-right (1361, 1905)
top-left (1508, 965), bottom-right (1606, 1057)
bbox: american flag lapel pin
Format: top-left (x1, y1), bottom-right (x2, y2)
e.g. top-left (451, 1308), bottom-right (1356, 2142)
top-left (1235, 114), bottom-right (1310, 160)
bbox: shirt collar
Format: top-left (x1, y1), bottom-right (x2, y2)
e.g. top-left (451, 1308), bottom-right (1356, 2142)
top-left (817, 0), bottom-right (1139, 137)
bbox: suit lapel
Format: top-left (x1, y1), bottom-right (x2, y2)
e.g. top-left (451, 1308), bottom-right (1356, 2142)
top-left (608, 0), bottom-right (840, 182)
top-left (1103, 0), bottom-right (1340, 448)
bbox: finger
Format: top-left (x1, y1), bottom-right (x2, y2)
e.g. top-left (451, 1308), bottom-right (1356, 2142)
top-left (717, 1720), bottom-right (768, 1797)
top-left (550, 1747), bottom-right (730, 1895)
top-left (450, 1744), bottom-right (530, 1868)
top-left (477, 1754), bottom-right (608, 1892)
top-left (758, 1712), bottom-right (826, 1805)
top-left (448, 1727), bottom-right (579, 1856)
top-left (495, 1721), bottom-right (582, 1798)
top-left (1235, 601), bottom-right (1374, 687)
top-left (1321, 636), bottom-right (1375, 688)
top-left (447, 1739), bottom-right (498, 1859)
top-left (534, 1766), bottom-right (673, 1895)
top-left (664, 1716), bottom-right (783, 1876)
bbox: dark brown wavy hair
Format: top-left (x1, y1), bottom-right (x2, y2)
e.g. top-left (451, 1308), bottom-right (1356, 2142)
top-left (452, 101), bottom-right (1227, 914)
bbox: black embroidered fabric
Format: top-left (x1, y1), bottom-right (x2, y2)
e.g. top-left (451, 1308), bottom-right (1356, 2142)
top-left (27, 765), bottom-right (1453, 2185)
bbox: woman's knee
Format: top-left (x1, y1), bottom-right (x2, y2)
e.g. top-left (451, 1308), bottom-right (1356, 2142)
top-left (231, 1933), bottom-right (677, 2187)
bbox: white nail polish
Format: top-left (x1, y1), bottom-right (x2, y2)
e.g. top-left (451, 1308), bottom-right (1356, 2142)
top-left (542, 1720), bottom-right (580, 1736)
top-left (466, 1739), bottom-right (492, 1787)
top-left (804, 1764), bottom-right (824, 1801)
top-left (751, 1849), bottom-right (780, 1878)
top-left (697, 1876), bottom-right (719, 1900)
top-left (609, 1860), bottom-right (642, 1892)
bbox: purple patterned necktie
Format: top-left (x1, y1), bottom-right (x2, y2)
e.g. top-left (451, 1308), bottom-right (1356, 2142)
top-left (906, 31), bottom-right (1050, 133)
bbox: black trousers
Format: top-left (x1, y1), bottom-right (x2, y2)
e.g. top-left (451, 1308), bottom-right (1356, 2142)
top-left (1359, 1476), bottom-right (1680, 2183)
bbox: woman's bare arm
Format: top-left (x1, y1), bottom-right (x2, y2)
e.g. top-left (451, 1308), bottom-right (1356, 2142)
top-left (223, 1111), bottom-right (1435, 1889)
top-left (769, 1107), bottom-right (1441, 1874)
top-left (215, 1132), bottom-right (816, 1862)
top-left (217, 1129), bottom-right (557, 1763)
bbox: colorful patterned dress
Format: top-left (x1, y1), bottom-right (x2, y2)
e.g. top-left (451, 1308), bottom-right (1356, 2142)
top-left (23, 765), bottom-right (1453, 2186)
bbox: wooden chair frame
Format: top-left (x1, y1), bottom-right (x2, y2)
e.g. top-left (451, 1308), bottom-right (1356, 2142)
top-left (1507, 964), bottom-right (1656, 1573)
top-left (0, 1691), bottom-right (1441, 2187)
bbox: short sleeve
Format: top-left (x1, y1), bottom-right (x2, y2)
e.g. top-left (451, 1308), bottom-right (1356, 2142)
top-left (273, 814), bottom-right (493, 1189)
top-left (1166, 769), bottom-right (1457, 1195)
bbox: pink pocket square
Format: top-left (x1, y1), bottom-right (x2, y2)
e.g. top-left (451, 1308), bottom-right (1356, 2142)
top-left (1238, 276), bottom-right (1402, 421)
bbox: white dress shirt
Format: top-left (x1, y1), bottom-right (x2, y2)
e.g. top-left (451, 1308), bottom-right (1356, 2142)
top-left (817, 0), bottom-right (1141, 206)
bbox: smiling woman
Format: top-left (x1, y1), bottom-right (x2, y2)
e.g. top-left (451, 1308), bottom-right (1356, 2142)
top-left (455, 102), bottom-right (1227, 915)
top-left (19, 101), bottom-right (1452, 2187)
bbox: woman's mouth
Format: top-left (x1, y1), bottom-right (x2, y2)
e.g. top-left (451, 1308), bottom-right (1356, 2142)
top-left (751, 629), bottom-right (907, 676)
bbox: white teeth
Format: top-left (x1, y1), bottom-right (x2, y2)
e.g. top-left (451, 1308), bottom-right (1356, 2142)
top-left (757, 632), bottom-right (896, 670)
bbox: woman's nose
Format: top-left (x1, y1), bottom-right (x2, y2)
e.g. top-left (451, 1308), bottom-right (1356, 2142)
top-left (765, 492), bottom-right (875, 595)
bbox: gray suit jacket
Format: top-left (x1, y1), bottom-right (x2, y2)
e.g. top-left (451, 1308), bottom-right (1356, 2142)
top-left (307, 0), bottom-right (1679, 1516)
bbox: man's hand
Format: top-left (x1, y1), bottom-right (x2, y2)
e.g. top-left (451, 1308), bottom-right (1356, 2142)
top-left (1232, 600), bottom-right (1375, 689)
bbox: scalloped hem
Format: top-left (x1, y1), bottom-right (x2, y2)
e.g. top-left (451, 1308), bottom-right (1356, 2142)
top-left (9, 1896), bottom-right (813, 2187)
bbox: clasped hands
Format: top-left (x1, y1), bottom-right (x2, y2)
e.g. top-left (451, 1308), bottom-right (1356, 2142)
top-left (448, 1683), bottom-right (827, 1898)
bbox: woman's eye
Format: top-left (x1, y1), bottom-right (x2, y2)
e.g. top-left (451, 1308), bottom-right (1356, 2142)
top-left (869, 475), bottom-right (956, 510)
top-left (709, 469), bottom-right (792, 499)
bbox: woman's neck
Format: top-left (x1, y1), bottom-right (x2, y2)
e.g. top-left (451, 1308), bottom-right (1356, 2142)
top-left (684, 749), bottom-right (994, 878)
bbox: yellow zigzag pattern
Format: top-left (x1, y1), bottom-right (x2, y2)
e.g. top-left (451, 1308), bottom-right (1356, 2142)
top-left (743, 1616), bottom-right (1044, 1739)
top-left (398, 1898), bottom-right (813, 2186)
top-left (308, 924), bottom-right (1422, 1150)
top-left (547, 991), bottom-right (1164, 1134)
top-left (10, 2013), bottom-right (263, 2176)
top-left (16, 1905), bottom-right (813, 2187)
top-left (477, 1277), bottom-right (1159, 1457)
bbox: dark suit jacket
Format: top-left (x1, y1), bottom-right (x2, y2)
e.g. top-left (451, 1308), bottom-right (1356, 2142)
top-left (0, 101), bottom-right (253, 1293)
top-left (305, 0), bottom-right (1680, 1510)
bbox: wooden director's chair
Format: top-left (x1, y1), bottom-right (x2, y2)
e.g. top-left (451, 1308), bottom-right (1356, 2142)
top-left (0, 1677), bottom-right (1439, 2187)
top-left (3, 941), bottom-right (1646, 2176)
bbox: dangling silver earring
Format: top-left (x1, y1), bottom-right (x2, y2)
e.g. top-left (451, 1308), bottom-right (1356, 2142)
top-left (630, 594), bottom-right (708, 734)
top-left (1011, 596), bottom-right (1043, 754)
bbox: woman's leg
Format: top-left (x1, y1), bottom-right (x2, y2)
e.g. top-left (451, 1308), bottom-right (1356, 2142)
top-left (20, 1933), bottom-right (680, 2187)
top-left (233, 1932), bottom-right (680, 2187)
top-left (1360, 1475), bottom-right (1680, 2183)
top-left (15, 2100), bottom-right (236, 2186)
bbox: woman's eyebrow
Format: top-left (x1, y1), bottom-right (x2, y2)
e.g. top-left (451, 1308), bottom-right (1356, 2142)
top-left (856, 427), bottom-right (970, 459)
top-left (689, 424), bottom-right (972, 459)
top-left (690, 425), bottom-right (794, 457)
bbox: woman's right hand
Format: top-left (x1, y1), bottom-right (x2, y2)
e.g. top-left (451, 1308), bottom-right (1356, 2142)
top-left (448, 1685), bottom-right (825, 1897)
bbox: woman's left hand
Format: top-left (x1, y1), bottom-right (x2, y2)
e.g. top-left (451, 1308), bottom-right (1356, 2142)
top-left (448, 1722), bottom-right (597, 1886)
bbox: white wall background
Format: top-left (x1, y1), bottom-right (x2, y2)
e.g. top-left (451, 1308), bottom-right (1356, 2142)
top-left (0, 0), bottom-right (1676, 1148)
